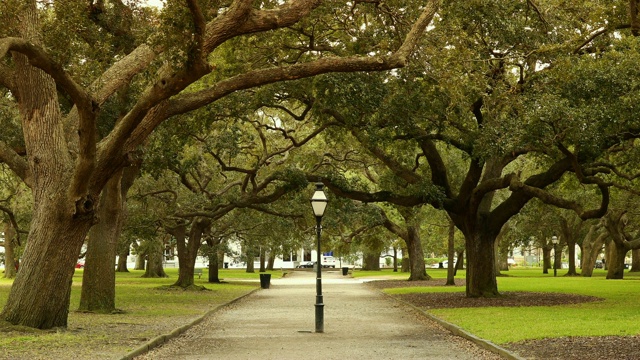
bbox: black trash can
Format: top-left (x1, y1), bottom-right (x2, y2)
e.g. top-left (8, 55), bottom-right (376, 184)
top-left (342, 267), bottom-right (349, 276)
top-left (259, 273), bottom-right (271, 289)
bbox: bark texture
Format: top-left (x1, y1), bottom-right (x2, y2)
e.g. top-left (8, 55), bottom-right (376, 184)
top-left (79, 173), bottom-right (123, 313)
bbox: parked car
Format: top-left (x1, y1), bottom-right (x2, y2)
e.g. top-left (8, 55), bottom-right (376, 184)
top-left (75, 261), bottom-right (85, 269)
top-left (297, 261), bottom-right (315, 268)
top-left (595, 260), bottom-right (604, 269)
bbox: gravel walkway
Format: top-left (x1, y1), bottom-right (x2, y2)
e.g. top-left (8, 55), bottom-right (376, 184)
top-left (133, 271), bottom-right (505, 360)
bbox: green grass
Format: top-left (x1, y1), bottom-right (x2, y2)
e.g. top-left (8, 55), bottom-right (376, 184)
top-left (381, 268), bottom-right (640, 344)
top-left (0, 267), bottom-right (272, 359)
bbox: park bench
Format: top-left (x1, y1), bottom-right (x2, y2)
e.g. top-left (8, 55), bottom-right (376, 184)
top-left (194, 268), bottom-right (203, 279)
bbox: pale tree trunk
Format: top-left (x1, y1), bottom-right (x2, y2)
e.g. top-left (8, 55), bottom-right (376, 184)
top-left (79, 172), bottom-right (123, 312)
top-left (116, 245), bottom-right (130, 272)
top-left (401, 246), bottom-right (409, 273)
top-left (112, 165), bottom-right (139, 273)
top-left (143, 238), bottom-right (167, 278)
top-left (494, 224), bottom-right (509, 276)
top-left (446, 217), bottom-right (455, 285)
top-left (406, 224), bottom-right (429, 280)
top-left (245, 245), bottom-right (256, 273)
top-left (259, 247), bottom-right (266, 273)
top-left (267, 251), bottom-right (276, 271)
top-left (607, 242), bottom-right (628, 279)
top-left (3, 223), bottom-right (17, 279)
top-left (581, 225), bottom-right (605, 277)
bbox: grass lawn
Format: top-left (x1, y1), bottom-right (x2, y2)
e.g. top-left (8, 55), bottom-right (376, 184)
top-left (0, 268), bottom-right (278, 359)
top-left (370, 267), bottom-right (640, 344)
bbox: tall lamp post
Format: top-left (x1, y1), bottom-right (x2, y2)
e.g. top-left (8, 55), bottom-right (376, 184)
top-left (551, 235), bottom-right (558, 277)
top-left (310, 182), bottom-right (328, 333)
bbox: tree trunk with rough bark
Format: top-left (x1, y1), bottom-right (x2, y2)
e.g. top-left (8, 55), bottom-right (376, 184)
top-left (581, 226), bottom-right (605, 277)
top-left (205, 237), bottom-right (222, 283)
top-left (135, 252), bottom-right (146, 270)
top-left (400, 246), bottom-right (409, 272)
top-left (362, 252), bottom-right (381, 270)
top-left (464, 231), bottom-right (499, 297)
top-left (406, 224), bottom-right (429, 280)
top-left (0, 16), bottom-right (97, 326)
top-left (143, 238), bottom-right (167, 278)
top-left (1, 209), bottom-right (94, 328)
top-left (267, 251), bottom-right (276, 271)
top-left (607, 242), bottom-right (629, 279)
top-left (170, 218), bottom-right (210, 288)
top-left (3, 223), bottom-right (17, 279)
top-left (79, 173), bottom-right (123, 313)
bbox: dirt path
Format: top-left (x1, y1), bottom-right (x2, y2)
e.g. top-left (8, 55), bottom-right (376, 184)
top-left (134, 271), bottom-right (505, 360)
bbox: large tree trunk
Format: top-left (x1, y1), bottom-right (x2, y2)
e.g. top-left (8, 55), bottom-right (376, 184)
top-left (116, 245), bottom-right (130, 272)
top-left (1, 210), bottom-right (93, 328)
top-left (406, 224), bottom-right (430, 280)
top-left (3, 223), bottom-right (17, 279)
top-left (143, 238), bottom-right (167, 278)
top-left (362, 252), bottom-right (381, 270)
top-left (0, 2), bottom-right (102, 329)
top-left (135, 251), bottom-right (146, 270)
top-left (170, 217), bottom-right (210, 288)
top-left (267, 251), bottom-right (276, 271)
top-left (465, 231), bottom-right (499, 297)
top-left (581, 226), bottom-right (606, 277)
top-left (606, 242), bottom-right (628, 279)
top-left (79, 173), bottom-right (123, 313)
top-left (400, 246), bottom-right (409, 272)
top-left (245, 245), bottom-right (256, 273)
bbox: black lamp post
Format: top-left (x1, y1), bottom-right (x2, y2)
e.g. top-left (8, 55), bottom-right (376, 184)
top-left (310, 182), bottom-right (328, 333)
top-left (551, 235), bottom-right (558, 277)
